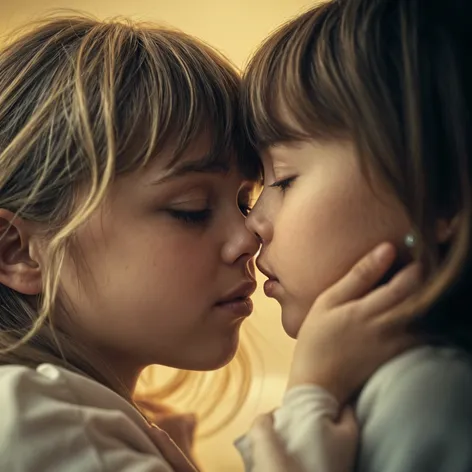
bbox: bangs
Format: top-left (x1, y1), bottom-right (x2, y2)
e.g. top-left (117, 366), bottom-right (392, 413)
top-left (0, 13), bottom-right (262, 213)
top-left (105, 23), bottom-right (261, 180)
top-left (34, 17), bottom-right (261, 180)
top-left (241, 2), bottom-right (352, 150)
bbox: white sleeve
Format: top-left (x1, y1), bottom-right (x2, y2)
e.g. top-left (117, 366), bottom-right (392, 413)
top-left (357, 352), bottom-right (472, 472)
top-left (235, 385), bottom-right (357, 472)
top-left (0, 365), bottom-right (174, 472)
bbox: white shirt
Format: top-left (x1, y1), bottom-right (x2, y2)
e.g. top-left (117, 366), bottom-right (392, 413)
top-left (356, 346), bottom-right (472, 472)
top-left (4, 346), bottom-right (472, 472)
top-left (236, 346), bottom-right (472, 472)
top-left (0, 363), bottom-right (174, 471)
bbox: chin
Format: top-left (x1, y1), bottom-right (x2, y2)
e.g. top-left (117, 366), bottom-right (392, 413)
top-left (281, 309), bottom-right (304, 339)
top-left (169, 333), bottom-right (241, 372)
top-left (184, 348), bottom-right (238, 371)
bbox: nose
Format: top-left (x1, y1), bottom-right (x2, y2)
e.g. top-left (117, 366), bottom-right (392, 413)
top-left (221, 214), bottom-right (260, 265)
top-left (245, 195), bottom-right (273, 245)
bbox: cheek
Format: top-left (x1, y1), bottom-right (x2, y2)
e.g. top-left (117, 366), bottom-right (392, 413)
top-left (273, 177), bottom-right (409, 305)
top-left (134, 238), bottom-right (220, 313)
top-left (57, 232), bottom-right (223, 365)
top-left (101, 231), bottom-right (219, 308)
top-left (59, 218), bottom-right (220, 331)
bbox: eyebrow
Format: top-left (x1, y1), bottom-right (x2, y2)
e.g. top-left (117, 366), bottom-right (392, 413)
top-left (147, 156), bottom-right (230, 186)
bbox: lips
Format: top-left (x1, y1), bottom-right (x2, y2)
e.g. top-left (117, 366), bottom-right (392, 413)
top-left (256, 259), bottom-right (282, 299)
top-left (256, 260), bottom-right (279, 282)
top-left (217, 280), bottom-right (257, 305)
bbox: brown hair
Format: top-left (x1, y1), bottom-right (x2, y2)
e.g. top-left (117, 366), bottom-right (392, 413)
top-left (242, 0), bottom-right (472, 351)
top-left (0, 13), bottom-right (257, 431)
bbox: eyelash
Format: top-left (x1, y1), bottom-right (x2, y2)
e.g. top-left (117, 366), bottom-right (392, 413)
top-left (168, 209), bottom-right (213, 225)
top-left (239, 202), bottom-right (253, 217)
top-left (168, 189), bottom-right (254, 224)
top-left (269, 176), bottom-right (296, 192)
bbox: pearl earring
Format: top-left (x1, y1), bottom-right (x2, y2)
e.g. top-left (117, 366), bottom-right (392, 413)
top-left (404, 232), bottom-right (416, 248)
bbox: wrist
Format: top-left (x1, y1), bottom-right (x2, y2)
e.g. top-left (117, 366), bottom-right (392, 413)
top-left (287, 372), bottom-right (348, 405)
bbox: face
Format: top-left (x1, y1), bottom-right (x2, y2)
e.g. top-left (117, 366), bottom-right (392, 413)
top-left (246, 139), bottom-right (411, 338)
top-left (57, 139), bottom-right (259, 385)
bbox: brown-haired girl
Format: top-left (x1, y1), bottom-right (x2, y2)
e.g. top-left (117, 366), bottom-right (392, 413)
top-left (240, 0), bottom-right (472, 471)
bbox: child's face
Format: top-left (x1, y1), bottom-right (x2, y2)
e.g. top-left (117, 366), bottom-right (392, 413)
top-left (58, 138), bottom-right (259, 382)
top-left (247, 139), bottom-right (410, 338)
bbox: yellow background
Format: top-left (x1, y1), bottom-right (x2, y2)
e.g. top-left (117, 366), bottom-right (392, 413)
top-left (0, 1), bottom-right (317, 470)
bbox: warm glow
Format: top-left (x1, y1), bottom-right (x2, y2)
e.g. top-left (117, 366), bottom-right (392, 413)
top-left (0, 1), bottom-right (320, 469)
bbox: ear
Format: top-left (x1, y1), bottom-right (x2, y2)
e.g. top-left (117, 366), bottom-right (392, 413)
top-left (436, 215), bottom-right (460, 244)
top-left (0, 209), bottom-right (42, 295)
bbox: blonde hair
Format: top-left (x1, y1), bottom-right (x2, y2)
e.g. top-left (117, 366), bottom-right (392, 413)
top-left (242, 0), bottom-right (472, 351)
top-left (0, 13), bottom-right (258, 431)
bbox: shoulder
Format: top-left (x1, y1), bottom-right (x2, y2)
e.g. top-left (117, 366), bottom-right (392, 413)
top-left (0, 362), bottom-right (104, 400)
top-left (357, 346), bottom-right (472, 420)
top-left (0, 363), bottom-right (143, 422)
top-left (0, 363), bottom-right (82, 421)
top-left (0, 364), bottom-right (172, 472)
top-left (356, 346), bottom-right (472, 472)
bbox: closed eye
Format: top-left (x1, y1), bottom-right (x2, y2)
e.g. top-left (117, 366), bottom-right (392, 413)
top-left (167, 209), bottom-right (212, 225)
top-left (268, 176), bottom-right (297, 193)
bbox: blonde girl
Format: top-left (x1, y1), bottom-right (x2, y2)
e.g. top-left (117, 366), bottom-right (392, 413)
top-left (0, 14), bottom-right (419, 472)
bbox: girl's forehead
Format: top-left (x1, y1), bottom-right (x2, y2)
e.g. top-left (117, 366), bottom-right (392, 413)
top-left (261, 141), bottom-right (301, 161)
top-left (138, 142), bottom-right (234, 185)
top-left (137, 128), bottom-right (260, 184)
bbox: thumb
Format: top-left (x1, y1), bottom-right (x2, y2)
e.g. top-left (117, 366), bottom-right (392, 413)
top-left (333, 407), bottom-right (358, 440)
top-left (329, 407), bottom-right (359, 469)
top-left (249, 414), bottom-right (303, 472)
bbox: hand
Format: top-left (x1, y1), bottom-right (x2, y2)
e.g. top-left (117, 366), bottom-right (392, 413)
top-left (247, 413), bottom-right (303, 472)
top-left (139, 402), bottom-right (199, 469)
top-left (247, 409), bottom-right (357, 472)
top-left (288, 242), bottom-right (422, 404)
top-left (148, 426), bottom-right (198, 472)
top-left (153, 409), bottom-right (197, 460)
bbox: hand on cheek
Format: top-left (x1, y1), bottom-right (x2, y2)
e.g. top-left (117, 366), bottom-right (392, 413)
top-left (288, 242), bottom-right (423, 404)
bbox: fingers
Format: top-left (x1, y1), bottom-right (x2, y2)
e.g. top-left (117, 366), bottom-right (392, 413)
top-left (320, 243), bottom-right (396, 308)
top-left (355, 262), bottom-right (423, 319)
top-left (249, 414), bottom-right (302, 472)
top-left (152, 413), bottom-right (198, 469)
top-left (333, 407), bottom-right (358, 440)
top-left (181, 413), bottom-right (197, 437)
top-left (148, 427), bottom-right (198, 472)
top-left (329, 408), bottom-right (359, 471)
top-left (156, 413), bottom-right (197, 436)
top-left (249, 413), bottom-right (275, 440)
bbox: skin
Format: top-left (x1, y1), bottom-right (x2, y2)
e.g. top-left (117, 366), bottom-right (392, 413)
top-left (0, 134), bottom-right (427, 471)
top-left (246, 138), bottom-right (411, 338)
top-left (0, 137), bottom-right (260, 391)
